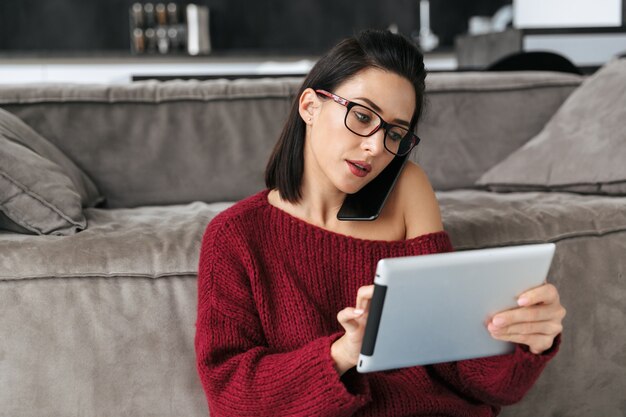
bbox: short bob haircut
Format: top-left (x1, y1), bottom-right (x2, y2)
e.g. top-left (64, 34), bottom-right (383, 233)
top-left (265, 29), bottom-right (426, 203)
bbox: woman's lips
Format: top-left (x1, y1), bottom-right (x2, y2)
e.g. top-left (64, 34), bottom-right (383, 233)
top-left (346, 160), bottom-right (372, 178)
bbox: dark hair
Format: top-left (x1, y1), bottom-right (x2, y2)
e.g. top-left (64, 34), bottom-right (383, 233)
top-left (265, 29), bottom-right (426, 203)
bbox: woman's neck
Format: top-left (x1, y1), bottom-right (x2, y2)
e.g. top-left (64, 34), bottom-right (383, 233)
top-left (268, 182), bottom-right (345, 230)
top-left (298, 181), bottom-right (346, 228)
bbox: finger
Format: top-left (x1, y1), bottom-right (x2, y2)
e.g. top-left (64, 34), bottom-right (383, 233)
top-left (489, 333), bottom-right (555, 354)
top-left (337, 307), bottom-right (365, 332)
top-left (491, 304), bottom-right (563, 328)
top-left (355, 285), bottom-right (375, 311)
top-left (517, 283), bottom-right (559, 307)
top-left (488, 320), bottom-right (563, 337)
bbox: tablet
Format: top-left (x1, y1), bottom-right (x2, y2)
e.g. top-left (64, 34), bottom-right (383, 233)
top-left (356, 243), bottom-right (556, 373)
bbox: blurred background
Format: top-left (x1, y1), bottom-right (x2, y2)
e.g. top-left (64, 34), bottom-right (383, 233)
top-left (0, 0), bottom-right (624, 83)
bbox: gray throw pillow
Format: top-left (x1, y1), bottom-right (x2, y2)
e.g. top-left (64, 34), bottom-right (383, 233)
top-left (0, 137), bottom-right (86, 235)
top-left (476, 58), bottom-right (626, 195)
top-left (0, 108), bottom-right (103, 207)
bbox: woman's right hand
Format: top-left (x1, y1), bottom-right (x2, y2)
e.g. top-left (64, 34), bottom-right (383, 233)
top-left (331, 285), bottom-right (375, 375)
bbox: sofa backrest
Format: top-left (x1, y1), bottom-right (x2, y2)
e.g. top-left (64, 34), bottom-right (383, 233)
top-left (0, 79), bottom-right (299, 208)
top-left (0, 72), bottom-right (582, 208)
top-left (416, 71), bottom-right (582, 190)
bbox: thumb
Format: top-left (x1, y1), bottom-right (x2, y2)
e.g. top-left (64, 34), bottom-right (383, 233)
top-left (337, 307), bottom-right (364, 333)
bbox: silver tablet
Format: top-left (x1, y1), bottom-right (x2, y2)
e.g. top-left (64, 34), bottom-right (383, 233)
top-left (357, 243), bottom-right (556, 373)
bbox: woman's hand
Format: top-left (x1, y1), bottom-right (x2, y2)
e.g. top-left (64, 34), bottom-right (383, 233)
top-left (488, 282), bottom-right (566, 354)
top-left (331, 285), bottom-right (374, 375)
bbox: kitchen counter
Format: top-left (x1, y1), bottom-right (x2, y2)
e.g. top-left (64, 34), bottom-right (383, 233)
top-left (0, 52), bottom-right (457, 84)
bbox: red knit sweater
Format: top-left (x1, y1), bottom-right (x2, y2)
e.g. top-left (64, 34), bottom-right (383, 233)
top-left (195, 189), bottom-right (559, 417)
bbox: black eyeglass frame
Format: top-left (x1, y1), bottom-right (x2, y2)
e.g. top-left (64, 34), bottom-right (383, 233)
top-left (315, 89), bottom-right (420, 157)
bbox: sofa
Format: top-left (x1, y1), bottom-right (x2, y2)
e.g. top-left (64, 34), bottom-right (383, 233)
top-left (1, 59), bottom-right (625, 417)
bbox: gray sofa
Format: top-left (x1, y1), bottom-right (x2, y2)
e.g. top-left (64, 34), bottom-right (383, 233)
top-left (1, 66), bottom-right (625, 417)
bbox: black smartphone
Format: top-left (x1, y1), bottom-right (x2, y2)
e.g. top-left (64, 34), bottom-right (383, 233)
top-left (337, 153), bottom-right (409, 221)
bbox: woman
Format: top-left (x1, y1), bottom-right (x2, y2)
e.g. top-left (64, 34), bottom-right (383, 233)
top-left (195, 29), bottom-right (565, 416)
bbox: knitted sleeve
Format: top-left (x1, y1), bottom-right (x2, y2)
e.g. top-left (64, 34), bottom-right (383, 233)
top-left (428, 335), bottom-right (561, 407)
top-left (194, 219), bottom-right (371, 417)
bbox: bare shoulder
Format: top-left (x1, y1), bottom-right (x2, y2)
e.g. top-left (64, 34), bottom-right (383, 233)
top-left (393, 161), bottom-right (444, 239)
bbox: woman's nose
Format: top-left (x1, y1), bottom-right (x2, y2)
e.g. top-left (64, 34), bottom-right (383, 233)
top-left (360, 129), bottom-right (386, 155)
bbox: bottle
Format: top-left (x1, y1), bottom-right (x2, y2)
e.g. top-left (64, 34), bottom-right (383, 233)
top-left (156, 3), bottom-right (167, 26)
top-left (144, 3), bottom-right (156, 28)
top-left (130, 2), bottom-right (144, 28)
top-left (186, 4), bottom-right (211, 55)
top-left (167, 3), bottom-right (179, 25)
top-left (132, 28), bottom-right (145, 53)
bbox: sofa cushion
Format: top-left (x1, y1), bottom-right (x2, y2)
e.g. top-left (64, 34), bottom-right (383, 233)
top-left (436, 189), bottom-right (626, 250)
top-left (0, 137), bottom-right (86, 235)
top-left (476, 58), bottom-right (626, 195)
top-left (1, 191), bottom-right (625, 279)
top-left (0, 201), bottom-right (234, 280)
top-left (0, 108), bottom-right (103, 207)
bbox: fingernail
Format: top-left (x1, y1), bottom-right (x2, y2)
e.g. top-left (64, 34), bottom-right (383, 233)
top-left (354, 309), bottom-right (364, 315)
top-left (493, 317), bottom-right (505, 326)
top-left (488, 324), bottom-right (500, 333)
top-left (518, 297), bottom-right (529, 306)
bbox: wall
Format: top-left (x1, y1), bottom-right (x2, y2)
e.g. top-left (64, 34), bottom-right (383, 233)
top-left (0, 0), bottom-right (511, 54)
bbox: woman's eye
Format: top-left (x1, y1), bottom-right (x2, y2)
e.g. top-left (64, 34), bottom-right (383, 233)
top-left (353, 111), bottom-right (371, 124)
top-left (388, 130), bottom-right (404, 142)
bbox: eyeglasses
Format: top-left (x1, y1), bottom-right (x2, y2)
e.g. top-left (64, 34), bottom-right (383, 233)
top-left (315, 89), bottom-right (420, 157)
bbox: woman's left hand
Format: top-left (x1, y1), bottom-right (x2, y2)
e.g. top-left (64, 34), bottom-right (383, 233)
top-left (487, 282), bottom-right (566, 355)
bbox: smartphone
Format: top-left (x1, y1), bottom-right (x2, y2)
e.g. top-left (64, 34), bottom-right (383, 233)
top-left (337, 153), bottom-right (409, 221)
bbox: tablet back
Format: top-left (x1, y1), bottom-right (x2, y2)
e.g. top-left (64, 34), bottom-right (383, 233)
top-left (357, 243), bottom-right (555, 373)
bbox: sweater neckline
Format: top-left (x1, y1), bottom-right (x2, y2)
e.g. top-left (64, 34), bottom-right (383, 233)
top-left (259, 188), bottom-right (447, 247)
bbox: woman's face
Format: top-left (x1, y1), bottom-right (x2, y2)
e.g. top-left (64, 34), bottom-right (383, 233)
top-left (302, 67), bottom-right (416, 195)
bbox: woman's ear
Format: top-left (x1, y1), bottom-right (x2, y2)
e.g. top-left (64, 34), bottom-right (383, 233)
top-left (298, 88), bottom-right (321, 125)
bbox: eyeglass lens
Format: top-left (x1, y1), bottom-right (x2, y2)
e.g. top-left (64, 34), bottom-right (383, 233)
top-left (345, 104), bottom-right (412, 155)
